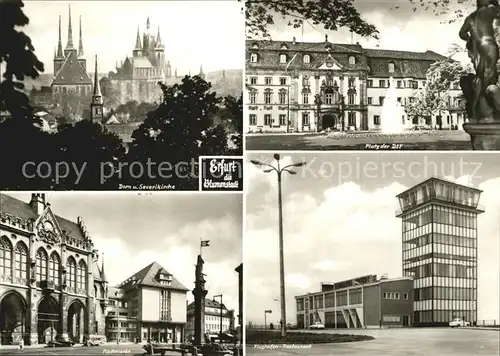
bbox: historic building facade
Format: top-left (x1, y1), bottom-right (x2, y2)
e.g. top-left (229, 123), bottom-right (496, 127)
top-left (185, 298), bottom-right (235, 337)
top-left (50, 6), bottom-right (93, 99)
top-left (245, 38), bottom-right (464, 133)
top-left (0, 193), bottom-right (108, 345)
top-left (105, 262), bottom-right (188, 344)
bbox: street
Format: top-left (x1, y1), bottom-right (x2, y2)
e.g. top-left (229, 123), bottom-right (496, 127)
top-left (246, 328), bottom-right (500, 356)
top-left (0, 343), bottom-right (145, 355)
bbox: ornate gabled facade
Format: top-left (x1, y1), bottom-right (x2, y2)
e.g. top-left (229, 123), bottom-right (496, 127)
top-left (245, 38), bottom-right (465, 133)
top-left (51, 6), bottom-right (93, 98)
top-left (0, 193), bottom-right (108, 345)
top-left (105, 262), bottom-right (188, 343)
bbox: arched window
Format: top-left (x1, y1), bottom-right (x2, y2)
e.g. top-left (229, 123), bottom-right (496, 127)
top-left (15, 242), bottom-right (28, 280)
top-left (250, 53), bottom-right (258, 63)
top-left (67, 257), bottom-right (77, 289)
top-left (49, 252), bottom-right (60, 286)
top-left (77, 260), bottom-right (87, 291)
top-left (388, 62), bottom-right (395, 73)
top-left (349, 56), bottom-right (356, 65)
top-left (36, 248), bottom-right (48, 281)
top-left (0, 237), bottom-right (13, 277)
top-left (279, 54), bottom-right (287, 64)
top-left (303, 54), bottom-right (310, 64)
top-left (280, 43), bottom-right (288, 50)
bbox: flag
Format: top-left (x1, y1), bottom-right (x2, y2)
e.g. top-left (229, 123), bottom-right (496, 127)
top-left (285, 52), bottom-right (299, 73)
top-left (201, 240), bottom-right (210, 247)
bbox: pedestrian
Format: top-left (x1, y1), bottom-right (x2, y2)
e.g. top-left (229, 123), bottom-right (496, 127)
top-left (18, 338), bottom-right (24, 351)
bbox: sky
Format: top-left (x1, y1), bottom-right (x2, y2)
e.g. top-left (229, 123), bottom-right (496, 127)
top-left (245, 152), bottom-right (500, 325)
top-left (20, 0), bottom-right (244, 75)
top-left (260, 0), bottom-right (475, 63)
top-left (3, 192), bottom-right (242, 312)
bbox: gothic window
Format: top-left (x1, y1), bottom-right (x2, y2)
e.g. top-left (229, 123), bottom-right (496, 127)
top-left (388, 62), bottom-right (395, 73)
top-left (14, 242), bottom-right (27, 280)
top-left (77, 260), bottom-right (87, 291)
top-left (303, 54), bottom-right (311, 64)
top-left (250, 53), bottom-right (258, 63)
top-left (49, 252), bottom-right (60, 285)
top-left (0, 237), bottom-right (12, 277)
top-left (36, 248), bottom-right (48, 281)
top-left (279, 54), bottom-right (287, 64)
top-left (67, 257), bottom-right (77, 289)
top-left (249, 91), bottom-right (257, 104)
top-left (349, 56), bottom-right (356, 65)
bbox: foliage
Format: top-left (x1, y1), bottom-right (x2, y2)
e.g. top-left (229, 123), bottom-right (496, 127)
top-left (0, 0), bottom-right (44, 124)
top-left (99, 76), bottom-right (121, 107)
top-left (244, 0), bottom-right (379, 40)
top-left (57, 91), bottom-right (92, 122)
top-left (219, 94), bottom-right (243, 154)
top-left (400, 0), bottom-right (475, 24)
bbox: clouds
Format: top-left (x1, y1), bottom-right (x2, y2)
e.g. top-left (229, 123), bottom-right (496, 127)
top-left (245, 155), bottom-right (500, 324)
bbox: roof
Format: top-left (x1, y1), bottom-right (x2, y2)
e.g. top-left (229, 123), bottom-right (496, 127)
top-left (396, 177), bottom-right (483, 198)
top-left (51, 50), bottom-right (92, 86)
top-left (0, 193), bottom-right (85, 241)
top-left (187, 298), bottom-right (228, 310)
top-left (130, 56), bottom-right (154, 69)
top-left (119, 261), bottom-right (189, 292)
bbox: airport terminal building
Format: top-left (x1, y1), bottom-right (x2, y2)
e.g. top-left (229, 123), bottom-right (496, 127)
top-left (396, 177), bottom-right (483, 326)
top-left (295, 275), bottom-right (414, 329)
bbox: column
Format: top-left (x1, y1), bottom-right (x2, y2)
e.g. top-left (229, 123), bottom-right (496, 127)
top-left (57, 292), bottom-right (68, 341)
top-left (79, 307), bottom-right (84, 343)
top-left (27, 289), bottom-right (38, 345)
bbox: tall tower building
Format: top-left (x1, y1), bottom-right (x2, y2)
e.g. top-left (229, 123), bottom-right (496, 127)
top-left (396, 177), bottom-right (484, 326)
top-left (90, 55), bottom-right (104, 123)
top-left (64, 5), bottom-right (76, 58)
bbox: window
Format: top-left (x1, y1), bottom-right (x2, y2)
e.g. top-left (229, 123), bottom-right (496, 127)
top-left (404, 293), bottom-right (408, 300)
top-left (265, 77), bottom-right (272, 85)
top-left (279, 114), bottom-right (286, 126)
top-left (379, 80), bottom-right (385, 88)
top-left (374, 115), bottom-right (380, 125)
top-left (303, 93), bottom-right (309, 104)
top-left (368, 97), bottom-right (373, 105)
top-left (264, 114), bottom-right (272, 126)
top-left (264, 92), bottom-right (272, 104)
top-left (250, 53), bottom-right (258, 63)
top-left (348, 93), bottom-right (355, 105)
top-left (250, 77), bottom-right (257, 85)
top-left (36, 248), bottom-right (48, 281)
top-left (302, 76), bottom-right (310, 87)
top-left (367, 80), bottom-right (373, 88)
top-left (67, 257), bottom-right (77, 289)
top-left (14, 242), bottom-right (28, 278)
top-left (252, 43), bottom-right (259, 49)
top-left (397, 80), bottom-right (402, 88)
top-left (379, 96), bottom-right (385, 106)
top-left (280, 43), bottom-right (288, 50)
top-left (302, 112), bottom-right (310, 126)
top-left (49, 252), bottom-right (60, 285)
top-left (77, 260), bottom-right (86, 291)
top-left (249, 91), bottom-right (256, 104)
top-left (279, 91), bottom-right (287, 104)
top-left (348, 77), bottom-right (355, 87)
top-left (412, 81), bottom-right (418, 89)
top-left (249, 114), bottom-right (256, 126)
top-left (388, 62), bottom-right (395, 73)
top-left (325, 92), bottom-right (333, 105)
top-left (0, 237), bottom-right (12, 277)
top-left (303, 54), bottom-right (310, 64)
top-left (348, 112), bottom-right (356, 127)
top-left (349, 56), bottom-right (356, 65)
top-left (160, 290), bottom-right (169, 320)
top-left (280, 77), bottom-right (287, 85)
top-left (279, 54), bottom-right (287, 63)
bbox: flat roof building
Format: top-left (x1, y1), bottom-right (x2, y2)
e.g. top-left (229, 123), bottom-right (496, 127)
top-left (295, 275), bottom-right (414, 329)
top-left (396, 177), bottom-right (483, 326)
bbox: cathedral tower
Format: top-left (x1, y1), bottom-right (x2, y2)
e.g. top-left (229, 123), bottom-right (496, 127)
top-left (77, 16), bottom-right (86, 71)
top-left (53, 15), bottom-right (65, 74)
top-left (133, 27), bottom-right (142, 57)
top-left (64, 5), bottom-right (77, 58)
top-left (154, 25), bottom-right (165, 76)
top-left (90, 55), bottom-right (104, 123)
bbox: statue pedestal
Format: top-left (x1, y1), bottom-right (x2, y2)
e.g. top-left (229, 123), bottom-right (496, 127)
top-left (463, 122), bottom-right (500, 150)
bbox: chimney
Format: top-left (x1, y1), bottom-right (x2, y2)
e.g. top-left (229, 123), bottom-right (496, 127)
top-left (29, 193), bottom-right (46, 215)
top-left (292, 36), bottom-right (296, 44)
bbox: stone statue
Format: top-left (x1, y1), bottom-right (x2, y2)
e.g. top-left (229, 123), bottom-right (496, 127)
top-left (459, 0), bottom-right (500, 122)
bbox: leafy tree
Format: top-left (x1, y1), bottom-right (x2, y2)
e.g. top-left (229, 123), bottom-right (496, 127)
top-left (52, 120), bottom-right (126, 189)
top-left (124, 76), bottom-right (228, 189)
top-left (245, 0), bottom-right (379, 39)
top-left (57, 91), bottom-right (91, 122)
top-left (402, 0), bottom-right (475, 23)
top-left (0, 0), bottom-right (44, 124)
top-left (219, 95), bottom-right (243, 154)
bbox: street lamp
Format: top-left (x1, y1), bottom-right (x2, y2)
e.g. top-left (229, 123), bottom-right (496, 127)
top-left (353, 281), bottom-right (365, 328)
top-left (250, 154), bottom-right (307, 337)
top-left (264, 310), bottom-right (272, 330)
top-left (213, 294), bottom-right (223, 337)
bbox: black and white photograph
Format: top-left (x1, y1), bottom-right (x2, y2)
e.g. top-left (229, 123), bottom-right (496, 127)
top-left (245, 0), bottom-right (500, 151)
top-left (0, 0), bottom-right (243, 191)
top-left (0, 191), bottom-right (242, 355)
top-left (245, 152), bottom-right (500, 355)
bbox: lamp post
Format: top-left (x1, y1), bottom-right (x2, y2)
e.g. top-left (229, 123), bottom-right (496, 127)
top-left (213, 294), bottom-right (223, 337)
top-left (250, 154), bottom-right (307, 337)
top-left (264, 310), bottom-right (272, 330)
top-left (353, 281), bottom-right (365, 328)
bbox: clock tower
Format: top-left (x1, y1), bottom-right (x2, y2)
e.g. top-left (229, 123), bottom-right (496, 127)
top-left (90, 54), bottom-right (104, 123)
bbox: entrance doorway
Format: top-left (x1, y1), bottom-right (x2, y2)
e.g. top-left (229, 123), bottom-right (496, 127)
top-left (321, 114), bottom-right (337, 130)
top-left (37, 297), bottom-right (59, 344)
top-left (0, 291), bottom-right (27, 345)
top-left (402, 315), bottom-right (410, 327)
top-left (67, 300), bottom-right (85, 344)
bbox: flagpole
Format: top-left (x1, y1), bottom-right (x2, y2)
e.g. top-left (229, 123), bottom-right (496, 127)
top-left (200, 237), bottom-right (202, 257)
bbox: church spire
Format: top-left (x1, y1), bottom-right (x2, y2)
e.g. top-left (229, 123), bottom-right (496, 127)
top-left (78, 15), bottom-right (84, 57)
top-left (93, 55), bottom-right (102, 99)
top-left (101, 252), bottom-right (107, 282)
top-left (66, 4), bottom-right (74, 49)
top-left (134, 26), bottom-right (142, 49)
top-left (156, 25), bottom-right (162, 46)
top-left (90, 55), bottom-right (104, 123)
top-left (146, 16), bottom-right (150, 30)
top-left (56, 15), bottom-right (63, 58)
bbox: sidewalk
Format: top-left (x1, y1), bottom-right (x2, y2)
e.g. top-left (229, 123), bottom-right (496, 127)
top-left (462, 327), bottom-right (500, 331)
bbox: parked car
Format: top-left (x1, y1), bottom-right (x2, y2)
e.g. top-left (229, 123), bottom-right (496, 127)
top-left (449, 318), bottom-right (471, 327)
top-left (47, 339), bottom-right (75, 347)
top-left (85, 336), bottom-right (106, 346)
top-left (309, 322), bottom-right (325, 330)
